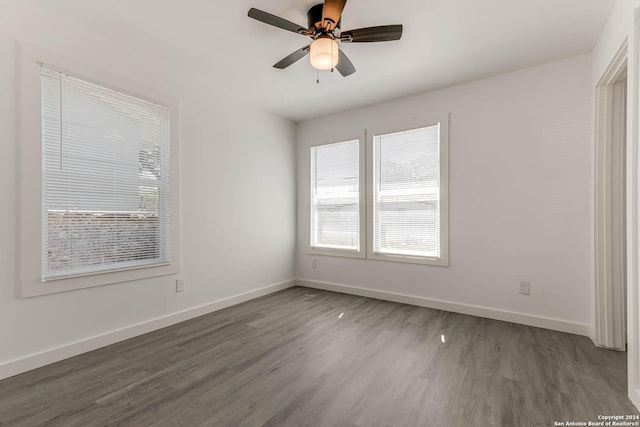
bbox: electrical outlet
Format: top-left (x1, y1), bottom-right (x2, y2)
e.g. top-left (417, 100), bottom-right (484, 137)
top-left (176, 278), bottom-right (185, 293)
top-left (312, 258), bottom-right (318, 269)
top-left (518, 281), bottom-right (530, 295)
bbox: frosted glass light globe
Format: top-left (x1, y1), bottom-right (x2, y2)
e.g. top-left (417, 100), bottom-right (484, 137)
top-left (310, 38), bottom-right (339, 70)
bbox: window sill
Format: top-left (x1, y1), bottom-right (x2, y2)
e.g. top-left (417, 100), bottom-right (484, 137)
top-left (366, 251), bottom-right (449, 266)
top-left (308, 247), bottom-right (365, 259)
top-left (307, 247), bottom-right (449, 266)
top-left (20, 262), bottom-right (179, 298)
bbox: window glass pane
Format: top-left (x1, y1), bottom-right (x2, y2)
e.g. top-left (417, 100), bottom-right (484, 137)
top-left (41, 67), bottom-right (171, 280)
top-left (373, 125), bottom-right (440, 257)
top-left (311, 140), bottom-right (360, 251)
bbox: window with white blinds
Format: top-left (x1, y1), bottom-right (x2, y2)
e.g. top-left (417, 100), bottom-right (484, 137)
top-left (41, 66), bottom-right (172, 280)
top-left (373, 125), bottom-right (442, 258)
top-left (311, 140), bottom-right (360, 252)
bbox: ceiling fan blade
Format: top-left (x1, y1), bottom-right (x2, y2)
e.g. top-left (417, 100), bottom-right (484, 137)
top-left (322, 0), bottom-right (347, 30)
top-left (341, 25), bottom-right (403, 43)
top-left (248, 8), bottom-right (308, 35)
top-left (336, 49), bottom-right (356, 77)
top-left (273, 46), bottom-right (310, 69)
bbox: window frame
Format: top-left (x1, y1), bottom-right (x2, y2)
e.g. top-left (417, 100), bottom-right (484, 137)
top-left (18, 45), bottom-right (180, 298)
top-left (366, 115), bottom-right (449, 266)
top-left (308, 136), bottom-right (366, 259)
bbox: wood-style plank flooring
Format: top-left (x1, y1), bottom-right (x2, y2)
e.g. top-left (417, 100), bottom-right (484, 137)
top-left (0, 287), bottom-right (637, 426)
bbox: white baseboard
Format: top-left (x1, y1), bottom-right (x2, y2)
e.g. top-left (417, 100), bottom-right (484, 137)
top-left (589, 327), bottom-right (600, 347)
top-left (0, 279), bottom-right (296, 381)
top-left (296, 278), bottom-right (590, 337)
top-left (631, 387), bottom-right (640, 412)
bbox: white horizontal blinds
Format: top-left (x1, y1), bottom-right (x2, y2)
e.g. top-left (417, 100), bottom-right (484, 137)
top-left (373, 125), bottom-right (440, 257)
top-left (41, 66), bottom-right (171, 280)
top-left (311, 140), bottom-right (360, 251)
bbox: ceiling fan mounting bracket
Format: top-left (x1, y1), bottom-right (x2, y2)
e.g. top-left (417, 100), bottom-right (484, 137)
top-left (308, 3), bottom-right (340, 33)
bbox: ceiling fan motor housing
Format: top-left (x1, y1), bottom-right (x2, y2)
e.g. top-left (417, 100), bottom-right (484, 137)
top-left (308, 3), bottom-right (341, 33)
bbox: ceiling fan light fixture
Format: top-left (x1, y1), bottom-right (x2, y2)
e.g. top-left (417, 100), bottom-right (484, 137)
top-left (248, 1), bottom-right (403, 77)
top-left (310, 38), bottom-right (339, 70)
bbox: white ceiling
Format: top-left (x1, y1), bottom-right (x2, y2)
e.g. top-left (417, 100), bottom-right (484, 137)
top-left (1, 0), bottom-right (614, 121)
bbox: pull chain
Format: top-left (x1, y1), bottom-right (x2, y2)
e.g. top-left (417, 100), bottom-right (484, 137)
top-left (317, 68), bottom-right (320, 85)
top-left (331, 39), bottom-right (334, 73)
top-left (59, 72), bottom-right (63, 170)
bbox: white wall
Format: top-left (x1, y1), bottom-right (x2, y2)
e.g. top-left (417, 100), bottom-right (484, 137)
top-left (0, 18), bottom-right (296, 373)
top-left (296, 55), bottom-right (593, 331)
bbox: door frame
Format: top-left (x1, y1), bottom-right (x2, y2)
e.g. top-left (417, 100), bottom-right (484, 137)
top-left (595, 41), bottom-right (628, 351)
top-left (626, 8), bottom-right (640, 410)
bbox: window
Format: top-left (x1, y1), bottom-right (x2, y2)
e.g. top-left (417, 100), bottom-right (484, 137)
top-left (41, 67), bottom-right (172, 280)
top-left (310, 140), bottom-right (362, 255)
top-left (369, 120), bottom-right (449, 265)
top-left (307, 119), bottom-right (448, 265)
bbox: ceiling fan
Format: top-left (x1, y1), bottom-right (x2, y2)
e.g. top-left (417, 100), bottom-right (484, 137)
top-left (248, 0), bottom-right (403, 77)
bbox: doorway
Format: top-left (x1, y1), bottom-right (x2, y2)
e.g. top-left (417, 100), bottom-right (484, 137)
top-left (595, 43), bottom-right (628, 351)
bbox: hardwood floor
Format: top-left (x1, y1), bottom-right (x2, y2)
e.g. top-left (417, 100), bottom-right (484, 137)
top-left (0, 287), bottom-right (637, 426)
